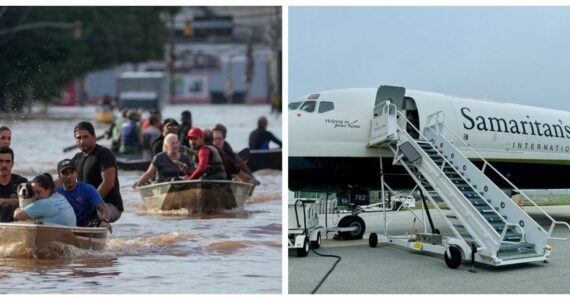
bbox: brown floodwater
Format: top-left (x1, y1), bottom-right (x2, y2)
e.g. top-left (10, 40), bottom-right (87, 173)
top-left (0, 105), bottom-right (282, 293)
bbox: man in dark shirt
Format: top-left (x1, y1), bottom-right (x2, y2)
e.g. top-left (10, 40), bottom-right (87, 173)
top-left (72, 121), bottom-right (123, 223)
top-left (151, 118), bottom-right (179, 157)
top-left (248, 116), bottom-right (282, 150)
top-left (0, 147), bottom-right (27, 222)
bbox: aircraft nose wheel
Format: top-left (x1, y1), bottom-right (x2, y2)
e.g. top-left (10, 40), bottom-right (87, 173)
top-left (337, 215), bottom-right (366, 240)
top-left (369, 232), bottom-right (378, 247)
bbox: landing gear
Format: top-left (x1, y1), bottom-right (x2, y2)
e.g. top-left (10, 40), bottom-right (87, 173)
top-left (369, 232), bottom-right (378, 247)
top-left (444, 245), bottom-right (463, 269)
top-left (297, 236), bottom-right (310, 257)
top-left (337, 215), bottom-right (366, 240)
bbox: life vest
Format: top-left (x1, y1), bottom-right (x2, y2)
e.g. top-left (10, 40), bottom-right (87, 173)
top-left (197, 145), bottom-right (226, 180)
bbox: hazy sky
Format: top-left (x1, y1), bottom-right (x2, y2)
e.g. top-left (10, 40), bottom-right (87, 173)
top-left (289, 7), bottom-right (570, 111)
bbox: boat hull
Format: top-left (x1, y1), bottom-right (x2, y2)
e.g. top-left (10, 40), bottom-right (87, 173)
top-left (0, 223), bottom-right (108, 258)
top-left (138, 180), bottom-right (254, 212)
top-left (239, 148), bottom-right (282, 172)
top-left (116, 154), bottom-right (150, 171)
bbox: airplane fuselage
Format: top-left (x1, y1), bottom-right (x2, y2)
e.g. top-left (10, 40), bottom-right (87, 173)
top-left (289, 87), bottom-right (570, 191)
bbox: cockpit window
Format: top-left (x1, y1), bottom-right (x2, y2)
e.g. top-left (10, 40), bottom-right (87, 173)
top-left (318, 101), bottom-right (334, 113)
top-left (299, 101), bottom-right (316, 113)
top-left (288, 102), bottom-right (302, 110)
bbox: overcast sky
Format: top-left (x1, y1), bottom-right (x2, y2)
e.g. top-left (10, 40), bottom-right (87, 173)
top-left (289, 6), bottom-right (570, 111)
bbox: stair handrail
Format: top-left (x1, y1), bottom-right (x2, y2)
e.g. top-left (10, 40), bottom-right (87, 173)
top-left (424, 111), bottom-right (570, 241)
top-left (393, 108), bottom-right (525, 249)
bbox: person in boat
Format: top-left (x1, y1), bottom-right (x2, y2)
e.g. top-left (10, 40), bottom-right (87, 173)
top-left (72, 121), bottom-right (123, 223)
top-left (142, 115), bottom-right (162, 160)
top-left (118, 110), bottom-right (142, 154)
top-left (0, 147), bottom-right (28, 222)
top-left (110, 108), bottom-right (130, 153)
top-left (206, 129), bottom-right (258, 185)
top-left (151, 118), bottom-right (179, 158)
top-left (101, 94), bottom-right (116, 112)
top-left (203, 129), bottom-right (238, 179)
top-left (13, 173), bottom-right (76, 227)
top-left (0, 126), bottom-right (11, 148)
top-left (178, 110), bottom-right (192, 148)
top-left (142, 108), bottom-right (162, 132)
top-left (184, 128), bottom-right (226, 180)
top-left (248, 116), bottom-right (282, 150)
top-left (213, 124), bottom-right (258, 183)
top-left (132, 133), bottom-right (193, 188)
top-left (55, 159), bottom-right (112, 231)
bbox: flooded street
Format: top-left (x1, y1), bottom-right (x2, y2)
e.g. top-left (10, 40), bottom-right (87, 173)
top-left (0, 104), bottom-right (282, 293)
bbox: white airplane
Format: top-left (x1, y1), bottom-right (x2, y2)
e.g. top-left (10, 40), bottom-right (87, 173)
top-left (289, 85), bottom-right (570, 193)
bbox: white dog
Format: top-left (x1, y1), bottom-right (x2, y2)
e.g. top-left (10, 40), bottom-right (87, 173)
top-left (17, 182), bottom-right (35, 209)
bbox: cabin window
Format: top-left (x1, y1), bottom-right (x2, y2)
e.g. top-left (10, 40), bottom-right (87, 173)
top-left (318, 101), bottom-right (334, 113)
top-left (289, 102), bottom-right (302, 110)
top-left (299, 101), bottom-right (316, 113)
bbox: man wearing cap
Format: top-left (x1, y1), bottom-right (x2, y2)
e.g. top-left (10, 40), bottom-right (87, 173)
top-left (72, 121), bottom-right (123, 223)
top-left (185, 128), bottom-right (226, 180)
top-left (56, 159), bottom-right (112, 230)
top-left (151, 118), bottom-right (179, 158)
top-left (0, 147), bottom-right (27, 222)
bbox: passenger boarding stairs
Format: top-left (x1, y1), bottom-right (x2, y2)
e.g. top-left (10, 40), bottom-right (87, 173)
top-left (368, 102), bottom-right (570, 266)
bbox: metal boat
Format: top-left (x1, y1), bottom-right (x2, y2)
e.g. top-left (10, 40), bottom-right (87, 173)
top-left (0, 222), bottom-right (108, 258)
top-left (238, 148), bottom-right (282, 172)
top-left (137, 180), bottom-right (254, 212)
top-left (115, 154), bottom-right (151, 171)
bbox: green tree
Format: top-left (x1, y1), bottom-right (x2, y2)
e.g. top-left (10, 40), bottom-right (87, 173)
top-left (0, 6), bottom-right (176, 112)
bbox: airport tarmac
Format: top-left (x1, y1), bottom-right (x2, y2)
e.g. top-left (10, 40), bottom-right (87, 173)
top-left (288, 205), bottom-right (570, 294)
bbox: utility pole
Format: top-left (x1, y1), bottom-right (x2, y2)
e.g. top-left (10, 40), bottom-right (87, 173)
top-left (168, 9), bottom-right (176, 104)
top-left (266, 7), bottom-right (282, 114)
top-left (244, 37), bottom-right (254, 104)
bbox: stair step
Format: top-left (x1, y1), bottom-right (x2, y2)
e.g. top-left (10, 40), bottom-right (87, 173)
top-left (498, 252), bottom-right (543, 261)
top-left (504, 233), bottom-right (523, 241)
top-left (463, 193), bottom-right (481, 199)
top-left (499, 242), bottom-right (536, 253)
top-left (451, 179), bottom-right (469, 185)
top-left (455, 183), bottom-right (471, 188)
top-left (444, 171), bottom-right (461, 177)
top-left (491, 223), bottom-right (505, 232)
top-left (485, 215), bottom-right (503, 222)
top-left (470, 200), bottom-right (488, 206)
top-left (482, 212), bottom-right (507, 220)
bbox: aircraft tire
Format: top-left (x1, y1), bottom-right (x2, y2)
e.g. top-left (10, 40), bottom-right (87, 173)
top-left (369, 232), bottom-right (378, 248)
top-left (338, 215), bottom-right (366, 240)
